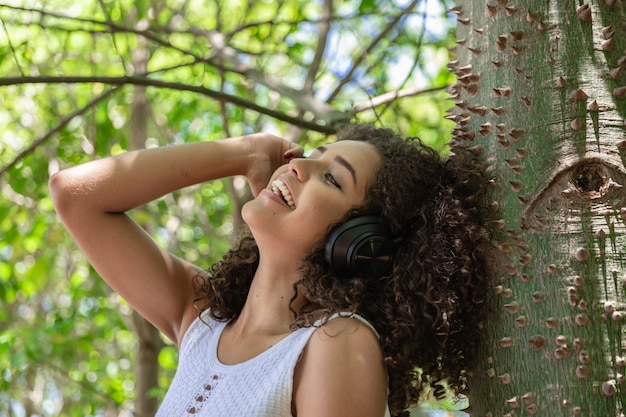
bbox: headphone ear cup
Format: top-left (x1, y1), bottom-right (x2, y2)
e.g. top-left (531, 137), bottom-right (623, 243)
top-left (325, 216), bottom-right (395, 278)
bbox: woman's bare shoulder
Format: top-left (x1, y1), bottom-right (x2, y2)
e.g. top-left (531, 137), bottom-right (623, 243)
top-left (293, 316), bottom-right (387, 417)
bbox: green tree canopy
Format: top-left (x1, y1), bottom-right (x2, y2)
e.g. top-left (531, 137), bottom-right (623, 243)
top-left (0, 0), bottom-right (458, 415)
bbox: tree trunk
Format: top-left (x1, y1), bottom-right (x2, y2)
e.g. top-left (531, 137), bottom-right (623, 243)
top-left (133, 311), bottom-right (164, 417)
top-left (449, 1), bottom-right (626, 416)
top-left (129, 16), bottom-right (163, 415)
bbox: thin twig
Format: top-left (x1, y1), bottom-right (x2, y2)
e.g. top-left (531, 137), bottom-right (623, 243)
top-left (326, 0), bottom-right (420, 102)
top-left (378, 2), bottom-right (428, 118)
top-left (348, 85), bottom-right (448, 116)
top-left (0, 3), bottom-right (351, 36)
top-left (304, 0), bottom-right (332, 93)
top-left (0, 88), bottom-right (118, 177)
top-left (96, 0), bottom-right (128, 74)
top-left (0, 3), bottom-right (203, 61)
top-left (0, 16), bottom-right (25, 76)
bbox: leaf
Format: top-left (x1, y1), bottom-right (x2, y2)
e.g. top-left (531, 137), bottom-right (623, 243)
top-left (359, 0), bottom-right (377, 14)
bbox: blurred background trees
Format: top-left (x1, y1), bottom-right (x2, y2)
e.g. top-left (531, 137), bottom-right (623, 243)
top-left (0, 0), bottom-right (459, 415)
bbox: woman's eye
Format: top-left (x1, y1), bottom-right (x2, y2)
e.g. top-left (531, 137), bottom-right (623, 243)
top-left (324, 172), bottom-right (342, 189)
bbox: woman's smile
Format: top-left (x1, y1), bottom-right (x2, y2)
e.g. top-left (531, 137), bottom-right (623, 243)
top-left (271, 178), bottom-right (296, 209)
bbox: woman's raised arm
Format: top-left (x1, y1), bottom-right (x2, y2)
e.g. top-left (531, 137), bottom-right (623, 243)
top-left (49, 134), bottom-right (302, 346)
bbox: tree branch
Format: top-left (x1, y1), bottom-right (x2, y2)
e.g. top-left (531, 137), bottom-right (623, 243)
top-left (377, 5), bottom-right (428, 119)
top-left (0, 4), bottom-right (206, 62)
top-left (96, 0), bottom-right (129, 74)
top-left (304, 0), bottom-right (332, 93)
top-left (0, 88), bottom-right (118, 177)
top-left (0, 4), bottom-right (345, 124)
top-left (203, 31), bottom-right (345, 124)
top-left (0, 15), bottom-right (25, 76)
top-left (347, 85), bottom-right (448, 116)
top-left (0, 76), bottom-right (339, 133)
top-left (326, 0), bottom-right (420, 102)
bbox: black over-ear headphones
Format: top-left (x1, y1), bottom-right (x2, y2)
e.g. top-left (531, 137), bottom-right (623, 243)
top-left (325, 215), bottom-right (396, 278)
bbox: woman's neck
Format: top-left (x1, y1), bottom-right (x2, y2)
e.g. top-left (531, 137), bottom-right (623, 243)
top-left (232, 260), bottom-right (305, 335)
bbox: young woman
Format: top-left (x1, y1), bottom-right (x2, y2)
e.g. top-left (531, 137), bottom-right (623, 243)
top-left (49, 124), bottom-right (490, 417)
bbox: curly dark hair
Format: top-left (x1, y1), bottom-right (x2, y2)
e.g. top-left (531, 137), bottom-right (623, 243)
top-left (195, 124), bottom-right (491, 416)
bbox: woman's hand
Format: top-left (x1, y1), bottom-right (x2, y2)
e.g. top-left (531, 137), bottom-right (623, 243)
top-left (241, 133), bottom-right (304, 197)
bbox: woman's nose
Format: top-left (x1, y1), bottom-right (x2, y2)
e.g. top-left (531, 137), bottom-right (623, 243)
top-left (288, 158), bottom-right (320, 182)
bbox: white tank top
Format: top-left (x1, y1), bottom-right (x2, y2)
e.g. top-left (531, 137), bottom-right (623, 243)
top-left (155, 311), bottom-right (392, 417)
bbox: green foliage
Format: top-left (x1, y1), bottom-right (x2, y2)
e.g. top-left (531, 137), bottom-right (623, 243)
top-left (0, 0), bottom-right (456, 414)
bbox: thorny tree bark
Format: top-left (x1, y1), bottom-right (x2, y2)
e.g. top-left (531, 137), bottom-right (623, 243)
top-left (449, 1), bottom-right (626, 416)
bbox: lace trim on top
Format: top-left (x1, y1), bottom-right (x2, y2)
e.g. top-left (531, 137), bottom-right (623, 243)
top-left (182, 372), bottom-right (224, 416)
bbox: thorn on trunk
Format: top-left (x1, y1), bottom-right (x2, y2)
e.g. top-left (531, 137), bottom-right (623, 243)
top-left (575, 365), bottom-right (589, 378)
top-left (601, 37), bottom-right (614, 51)
top-left (571, 117), bottom-right (584, 131)
top-left (614, 86), bottom-right (626, 99)
top-left (556, 76), bottom-right (568, 88)
top-left (601, 380), bottom-right (617, 396)
top-left (576, 4), bottom-right (592, 21)
top-left (609, 67), bottom-right (623, 80)
top-left (526, 10), bottom-right (539, 22)
top-left (528, 334), bottom-right (546, 350)
top-left (505, 6), bottom-right (519, 16)
top-left (491, 106), bottom-right (505, 116)
top-left (569, 88), bottom-right (588, 101)
top-left (586, 99), bottom-right (599, 111)
top-left (510, 30), bottom-right (524, 41)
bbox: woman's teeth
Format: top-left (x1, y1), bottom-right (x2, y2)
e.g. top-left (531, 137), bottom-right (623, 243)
top-left (271, 179), bottom-right (295, 208)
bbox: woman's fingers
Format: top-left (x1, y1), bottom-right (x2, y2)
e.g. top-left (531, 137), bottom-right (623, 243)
top-left (283, 144), bottom-right (304, 162)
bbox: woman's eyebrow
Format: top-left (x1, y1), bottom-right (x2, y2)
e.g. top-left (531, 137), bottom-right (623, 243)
top-left (316, 146), bottom-right (357, 185)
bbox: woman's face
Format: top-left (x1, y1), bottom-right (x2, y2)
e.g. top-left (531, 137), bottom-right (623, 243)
top-left (242, 140), bottom-right (382, 262)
